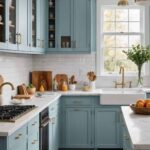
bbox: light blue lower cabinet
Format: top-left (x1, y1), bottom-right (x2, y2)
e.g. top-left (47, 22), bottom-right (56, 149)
top-left (49, 100), bottom-right (59, 150)
top-left (95, 107), bottom-right (122, 148)
top-left (123, 126), bottom-right (133, 150)
top-left (8, 124), bottom-right (27, 150)
top-left (49, 113), bottom-right (59, 150)
top-left (60, 96), bottom-right (123, 149)
top-left (28, 115), bottom-right (39, 150)
top-left (64, 107), bottom-right (92, 148)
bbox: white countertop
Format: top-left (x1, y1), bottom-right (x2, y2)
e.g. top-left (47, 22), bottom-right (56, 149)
top-left (1, 88), bottom-right (150, 137)
top-left (45, 89), bottom-right (102, 96)
top-left (122, 106), bottom-right (150, 150)
top-left (0, 93), bottom-right (61, 136)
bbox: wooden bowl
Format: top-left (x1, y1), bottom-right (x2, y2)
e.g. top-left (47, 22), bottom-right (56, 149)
top-left (27, 87), bottom-right (36, 95)
top-left (130, 104), bottom-right (150, 115)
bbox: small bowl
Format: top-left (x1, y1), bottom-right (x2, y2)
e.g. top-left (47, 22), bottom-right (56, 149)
top-left (27, 87), bottom-right (36, 95)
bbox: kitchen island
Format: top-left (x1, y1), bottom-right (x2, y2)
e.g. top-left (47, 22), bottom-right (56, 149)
top-left (122, 106), bottom-right (150, 150)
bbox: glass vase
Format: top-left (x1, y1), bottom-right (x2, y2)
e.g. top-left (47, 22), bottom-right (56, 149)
top-left (137, 65), bottom-right (143, 88)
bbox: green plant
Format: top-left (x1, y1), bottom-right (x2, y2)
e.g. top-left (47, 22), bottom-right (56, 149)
top-left (123, 44), bottom-right (150, 86)
top-left (27, 83), bottom-right (35, 89)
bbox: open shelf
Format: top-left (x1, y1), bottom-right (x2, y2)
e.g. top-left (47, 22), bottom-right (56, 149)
top-left (49, 0), bottom-right (56, 48)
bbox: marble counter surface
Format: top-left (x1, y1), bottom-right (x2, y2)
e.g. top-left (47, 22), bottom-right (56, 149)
top-left (121, 106), bottom-right (150, 150)
top-left (0, 94), bottom-right (61, 136)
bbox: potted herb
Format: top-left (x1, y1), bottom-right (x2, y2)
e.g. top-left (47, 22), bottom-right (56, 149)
top-left (123, 45), bottom-right (150, 87)
top-left (69, 75), bottom-right (77, 91)
top-left (27, 83), bottom-right (36, 95)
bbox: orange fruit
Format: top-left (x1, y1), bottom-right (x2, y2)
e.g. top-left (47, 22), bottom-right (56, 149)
top-left (136, 100), bottom-right (145, 108)
top-left (146, 102), bottom-right (150, 108)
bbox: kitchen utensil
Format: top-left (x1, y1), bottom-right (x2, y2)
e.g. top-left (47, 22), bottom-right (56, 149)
top-left (0, 75), bottom-right (4, 86)
top-left (12, 95), bottom-right (32, 99)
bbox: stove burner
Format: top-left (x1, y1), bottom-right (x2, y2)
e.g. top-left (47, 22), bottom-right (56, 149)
top-left (0, 105), bottom-right (36, 122)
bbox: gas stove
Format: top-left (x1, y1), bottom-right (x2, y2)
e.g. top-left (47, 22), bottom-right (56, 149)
top-left (0, 105), bottom-right (36, 122)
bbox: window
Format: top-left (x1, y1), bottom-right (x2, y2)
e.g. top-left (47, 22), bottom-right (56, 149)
top-left (97, 6), bottom-right (144, 75)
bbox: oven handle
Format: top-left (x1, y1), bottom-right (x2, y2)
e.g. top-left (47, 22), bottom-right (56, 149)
top-left (40, 118), bottom-right (51, 128)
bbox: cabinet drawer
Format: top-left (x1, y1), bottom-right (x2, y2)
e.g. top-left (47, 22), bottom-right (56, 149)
top-left (28, 115), bottom-right (39, 135)
top-left (63, 96), bottom-right (93, 106)
top-left (9, 125), bottom-right (27, 148)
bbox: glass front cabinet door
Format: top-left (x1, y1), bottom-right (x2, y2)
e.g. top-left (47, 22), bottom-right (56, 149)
top-left (8, 0), bottom-right (18, 50)
top-left (0, 0), bottom-right (8, 50)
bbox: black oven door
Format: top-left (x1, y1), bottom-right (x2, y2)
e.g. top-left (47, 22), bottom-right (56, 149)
top-left (39, 118), bottom-right (50, 150)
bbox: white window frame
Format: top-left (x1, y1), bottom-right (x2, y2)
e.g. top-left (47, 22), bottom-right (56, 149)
top-left (96, 5), bottom-right (146, 76)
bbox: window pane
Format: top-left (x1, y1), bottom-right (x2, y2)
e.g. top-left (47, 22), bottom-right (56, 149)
top-left (116, 9), bottom-right (128, 21)
top-left (116, 60), bottom-right (137, 72)
top-left (104, 35), bottom-right (115, 47)
top-left (129, 22), bottom-right (140, 32)
top-left (116, 22), bottom-right (128, 32)
top-left (116, 35), bottom-right (128, 47)
top-left (104, 48), bottom-right (115, 60)
top-left (104, 59), bottom-right (116, 72)
top-left (129, 35), bottom-right (141, 47)
top-left (104, 9), bottom-right (115, 21)
top-left (116, 48), bottom-right (128, 60)
top-left (129, 9), bottom-right (140, 21)
top-left (104, 22), bottom-right (115, 32)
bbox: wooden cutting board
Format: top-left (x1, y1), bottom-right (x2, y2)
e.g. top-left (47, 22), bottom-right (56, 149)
top-left (54, 74), bottom-right (68, 90)
top-left (0, 75), bottom-right (4, 85)
top-left (31, 71), bottom-right (52, 91)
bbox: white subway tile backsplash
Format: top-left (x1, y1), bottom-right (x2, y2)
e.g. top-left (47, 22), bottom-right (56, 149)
top-left (0, 52), bottom-right (32, 93)
top-left (32, 54), bottom-right (96, 83)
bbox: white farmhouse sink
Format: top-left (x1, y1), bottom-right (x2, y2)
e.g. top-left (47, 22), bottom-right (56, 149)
top-left (100, 88), bottom-right (146, 105)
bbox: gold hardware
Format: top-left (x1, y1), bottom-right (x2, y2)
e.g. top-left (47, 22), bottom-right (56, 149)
top-left (18, 33), bottom-right (22, 44)
top-left (15, 136), bottom-right (20, 140)
top-left (52, 117), bottom-right (55, 124)
top-left (16, 33), bottom-right (19, 44)
top-left (115, 66), bottom-right (132, 88)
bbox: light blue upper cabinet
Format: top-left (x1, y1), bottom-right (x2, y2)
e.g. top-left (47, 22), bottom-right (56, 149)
top-left (0, 0), bottom-right (8, 51)
top-left (7, 0), bottom-right (18, 51)
top-left (28, 0), bottom-right (45, 54)
top-left (57, 0), bottom-right (73, 51)
top-left (47, 0), bottom-right (96, 53)
top-left (16, 0), bottom-right (28, 52)
top-left (40, 0), bottom-right (46, 51)
top-left (72, 0), bottom-right (91, 52)
top-left (95, 107), bottom-right (122, 148)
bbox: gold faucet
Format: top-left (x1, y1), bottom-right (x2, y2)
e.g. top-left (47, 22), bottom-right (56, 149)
top-left (115, 66), bottom-right (125, 88)
top-left (0, 82), bottom-right (15, 95)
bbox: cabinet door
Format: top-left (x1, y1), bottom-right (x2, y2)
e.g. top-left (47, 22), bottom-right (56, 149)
top-left (0, 0), bottom-right (8, 50)
top-left (17, 0), bottom-right (28, 51)
top-left (9, 125), bottom-right (27, 150)
top-left (95, 107), bottom-right (121, 148)
top-left (40, 0), bottom-right (46, 51)
top-left (49, 105), bottom-right (59, 150)
top-left (8, 0), bottom-right (18, 50)
top-left (64, 107), bottom-right (92, 148)
top-left (73, 0), bottom-right (91, 52)
top-left (57, 0), bottom-right (73, 50)
top-left (123, 126), bottom-right (133, 150)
